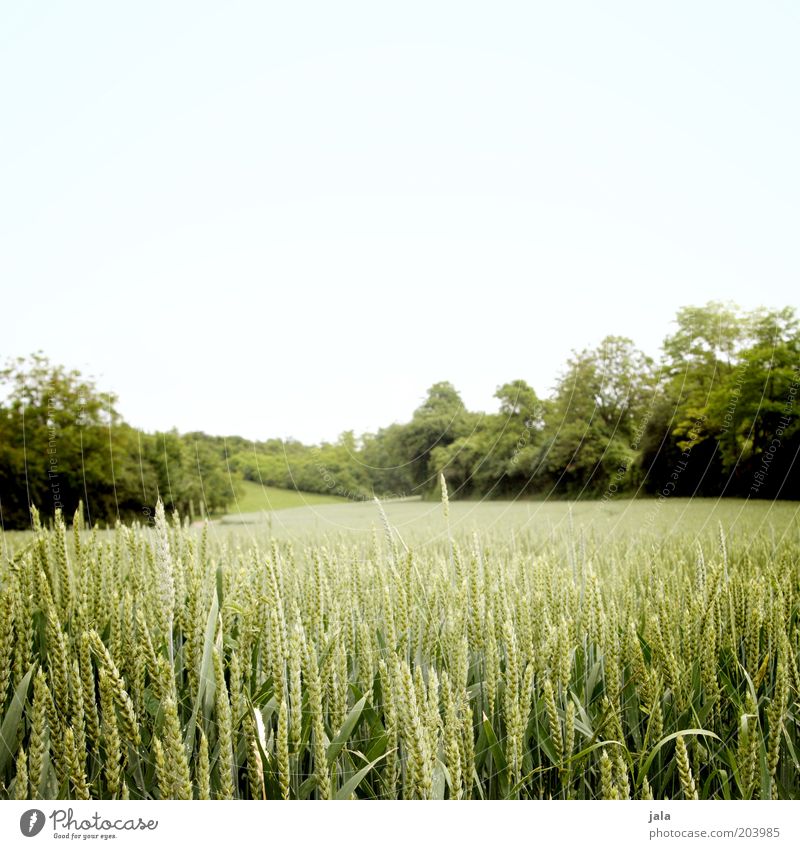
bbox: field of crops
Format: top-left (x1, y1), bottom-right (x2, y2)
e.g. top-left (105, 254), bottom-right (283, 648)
top-left (0, 496), bottom-right (798, 800)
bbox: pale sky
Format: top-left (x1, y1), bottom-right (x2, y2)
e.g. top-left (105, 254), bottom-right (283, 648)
top-left (2, 2), bottom-right (799, 444)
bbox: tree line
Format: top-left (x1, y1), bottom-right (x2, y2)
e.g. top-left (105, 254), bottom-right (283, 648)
top-left (1, 302), bottom-right (797, 529)
top-left (0, 355), bottom-right (230, 529)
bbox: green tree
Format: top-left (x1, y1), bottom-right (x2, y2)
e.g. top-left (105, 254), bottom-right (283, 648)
top-left (435, 380), bottom-right (545, 496)
top-left (0, 354), bottom-right (122, 526)
top-left (705, 307), bottom-right (800, 496)
top-left (543, 338), bottom-right (655, 495)
top-left (392, 382), bottom-right (473, 492)
top-left (0, 355), bottom-right (235, 528)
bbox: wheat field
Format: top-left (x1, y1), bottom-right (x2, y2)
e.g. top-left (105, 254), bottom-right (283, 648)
top-left (0, 496), bottom-right (798, 801)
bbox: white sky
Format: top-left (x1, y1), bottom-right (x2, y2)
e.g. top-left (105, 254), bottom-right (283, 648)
top-left (2, 2), bottom-right (799, 444)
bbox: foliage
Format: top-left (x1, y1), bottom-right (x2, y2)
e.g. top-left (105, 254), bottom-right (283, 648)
top-left (0, 355), bottom-right (236, 528)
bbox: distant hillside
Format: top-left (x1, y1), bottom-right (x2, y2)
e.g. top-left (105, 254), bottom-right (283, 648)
top-left (223, 479), bottom-right (344, 515)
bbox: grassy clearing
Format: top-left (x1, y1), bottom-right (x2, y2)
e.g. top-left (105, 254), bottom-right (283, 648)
top-left (223, 480), bottom-right (344, 516)
top-left (0, 497), bottom-right (798, 800)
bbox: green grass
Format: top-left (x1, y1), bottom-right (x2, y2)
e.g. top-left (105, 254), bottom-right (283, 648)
top-left (224, 479), bottom-right (344, 516)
